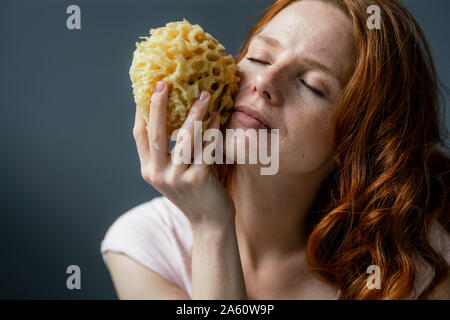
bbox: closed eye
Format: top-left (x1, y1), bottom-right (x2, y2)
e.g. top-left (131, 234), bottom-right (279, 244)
top-left (247, 57), bottom-right (270, 65)
top-left (300, 79), bottom-right (325, 98)
top-left (247, 57), bottom-right (326, 99)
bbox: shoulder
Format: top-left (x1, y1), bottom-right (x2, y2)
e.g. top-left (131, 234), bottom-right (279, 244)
top-left (101, 196), bottom-right (193, 295)
top-left (102, 196), bottom-right (192, 247)
top-left (428, 220), bottom-right (450, 263)
top-left (428, 273), bottom-right (450, 299)
top-left (409, 220), bottom-right (450, 299)
top-left (427, 220), bottom-right (450, 299)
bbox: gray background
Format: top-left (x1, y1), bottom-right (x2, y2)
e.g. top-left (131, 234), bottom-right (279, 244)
top-left (0, 0), bottom-right (448, 299)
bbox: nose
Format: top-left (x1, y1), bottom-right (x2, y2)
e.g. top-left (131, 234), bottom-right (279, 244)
top-left (251, 66), bottom-right (283, 106)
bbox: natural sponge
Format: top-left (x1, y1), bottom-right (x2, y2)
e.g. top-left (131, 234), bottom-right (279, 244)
top-left (129, 19), bottom-right (240, 136)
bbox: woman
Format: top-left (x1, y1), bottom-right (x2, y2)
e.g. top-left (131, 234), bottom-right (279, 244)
top-left (101, 0), bottom-right (450, 299)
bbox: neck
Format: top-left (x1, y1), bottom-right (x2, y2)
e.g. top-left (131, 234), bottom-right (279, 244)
top-left (227, 164), bottom-right (329, 270)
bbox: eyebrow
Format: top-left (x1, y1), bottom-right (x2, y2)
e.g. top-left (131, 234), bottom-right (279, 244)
top-left (253, 34), bottom-right (339, 82)
top-left (254, 34), bottom-right (282, 49)
top-left (302, 58), bottom-right (338, 81)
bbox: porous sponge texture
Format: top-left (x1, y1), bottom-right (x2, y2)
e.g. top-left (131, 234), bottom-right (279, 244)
top-left (129, 19), bottom-right (240, 135)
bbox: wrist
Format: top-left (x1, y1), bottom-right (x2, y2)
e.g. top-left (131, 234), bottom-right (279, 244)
top-left (190, 215), bottom-right (236, 241)
top-left (189, 207), bottom-right (236, 233)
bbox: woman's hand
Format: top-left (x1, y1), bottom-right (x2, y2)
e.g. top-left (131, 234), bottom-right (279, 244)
top-left (133, 81), bottom-right (235, 228)
top-left (134, 82), bottom-right (246, 300)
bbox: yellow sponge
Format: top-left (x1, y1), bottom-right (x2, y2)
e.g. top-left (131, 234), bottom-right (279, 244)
top-left (129, 19), bottom-right (240, 136)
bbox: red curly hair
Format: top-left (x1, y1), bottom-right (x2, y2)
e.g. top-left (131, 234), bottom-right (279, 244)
top-left (217, 0), bottom-right (450, 299)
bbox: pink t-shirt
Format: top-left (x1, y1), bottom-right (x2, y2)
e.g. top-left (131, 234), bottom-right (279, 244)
top-left (100, 196), bottom-right (450, 299)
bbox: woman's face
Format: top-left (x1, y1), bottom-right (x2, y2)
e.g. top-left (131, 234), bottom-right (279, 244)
top-left (226, 0), bottom-right (356, 176)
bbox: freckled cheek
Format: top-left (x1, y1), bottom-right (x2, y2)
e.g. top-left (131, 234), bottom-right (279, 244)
top-left (234, 69), bottom-right (253, 93)
top-left (310, 118), bottom-right (334, 148)
top-left (234, 79), bottom-right (250, 98)
top-left (280, 117), bottom-right (335, 163)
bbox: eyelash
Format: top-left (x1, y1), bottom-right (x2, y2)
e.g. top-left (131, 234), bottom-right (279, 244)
top-left (246, 57), bottom-right (325, 98)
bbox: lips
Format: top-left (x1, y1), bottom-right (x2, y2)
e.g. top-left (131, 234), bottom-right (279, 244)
top-left (233, 104), bottom-right (272, 129)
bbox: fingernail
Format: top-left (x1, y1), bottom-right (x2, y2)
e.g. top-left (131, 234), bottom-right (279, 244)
top-left (200, 91), bottom-right (209, 101)
top-left (156, 81), bottom-right (164, 93)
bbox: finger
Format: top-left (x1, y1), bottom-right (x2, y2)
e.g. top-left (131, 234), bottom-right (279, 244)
top-left (133, 105), bottom-right (150, 166)
top-left (198, 111), bottom-right (223, 169)
top-left (135, 104), bottom-right (147, 128)
top-left (169, 91), bottom-right (210, 173)
top-left (181, 91), bottom-right (211, 161)
top-left (148, 81), bottom-right (169, 169)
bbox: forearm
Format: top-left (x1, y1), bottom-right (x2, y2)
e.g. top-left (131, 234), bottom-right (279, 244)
top-left (191, 219), bottom-right (247, 300)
